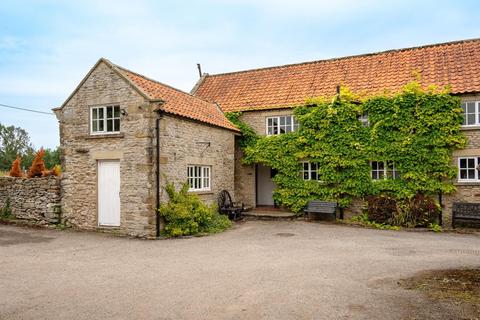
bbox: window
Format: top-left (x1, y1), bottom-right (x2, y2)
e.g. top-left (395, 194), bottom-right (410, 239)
top-left (371, 161), bottom-right (399, 180)
top-left (458, 157), bottom-right (480, 181)
top-left (300, 161), bottom-right (320, 181)
top-left (187, 165), bottom-right (211, 191)
top-left (266, 115), bottom-right (299, 135)
top-left (358, 111), bottom-right (369, 127)
top-left (461, 101), bottom-right (480, 126)
top-left (91, 105), bottom-right (121, 134)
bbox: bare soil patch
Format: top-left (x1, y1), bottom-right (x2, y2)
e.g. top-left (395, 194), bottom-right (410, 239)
top-left (400, 268), bottom-right (480, 320)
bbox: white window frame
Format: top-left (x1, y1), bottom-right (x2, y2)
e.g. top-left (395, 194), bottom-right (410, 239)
top-left (90, 105), bottom-right (121, 135)
top-left (461, 101), bottom-right (480, 127)
top-left (266, 115), bottom-right (299, 136)
top-left (187, 165), bottom-right (211, 191)
top-left (458, 157), bottom-right (479, 182)
top-left (300, 161), bottom-right (320, 181)
top-left (358, 111), bottom-right (369, 127)
top-left (370, 161), bottom-right (398, 180)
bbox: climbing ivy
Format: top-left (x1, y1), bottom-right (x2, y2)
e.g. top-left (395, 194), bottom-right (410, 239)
top-left (229, 83), bottom-right (467, 213)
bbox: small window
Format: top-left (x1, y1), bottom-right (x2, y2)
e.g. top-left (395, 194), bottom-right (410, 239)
top-left (461, 101), bottom-right (480, 126)
top-left (91, 105), bottom-right (121, 134)
top-left (266, 115), bottom-right (299, 135)
top-left (371, 161), bottom-right (398, 180)
top-left (187, 165), bottom-right (211, 191)
top-left (300, 161), bottom-right (320, 181)
top-left (358, 111), bottom-right (369, 127)
top-left (458, 157), bottom-right (479, 181)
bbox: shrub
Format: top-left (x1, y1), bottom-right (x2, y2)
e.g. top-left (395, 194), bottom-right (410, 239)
top-left (159, 182), bottom-right (232, 237)
top-left (392, 194), bottom-right (440, 227)
top-left (0, 197), bottom-right (12, 218)
top-left (27, 148), bottom-right (46, 178)
top-left (365, 195), bottom-right (396, 224)
top-left (41, 164), bottom-right (61, 177)
top-left (8, 156), bottom-right (23, 177)
top-left (366, 194), bottom-right (440, 227)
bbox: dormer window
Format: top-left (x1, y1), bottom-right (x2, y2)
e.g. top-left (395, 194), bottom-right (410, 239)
top-left (91, 105), bottom-right (121, 134)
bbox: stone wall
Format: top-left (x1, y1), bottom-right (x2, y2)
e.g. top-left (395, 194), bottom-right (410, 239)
top-left (55, 61), bottom-right (156, 237)
top-left (0, 176), bottom-right (61, 224)
top-left (159, 114), bottom-right (236, 205)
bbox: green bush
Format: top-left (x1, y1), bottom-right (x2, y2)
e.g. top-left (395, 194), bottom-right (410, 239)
top-left (366, 194), bottom-right (440, 227)
top-left (158, 182), bottom-right (232, 237)
top-left (0, 197), bottom-right (12, 218)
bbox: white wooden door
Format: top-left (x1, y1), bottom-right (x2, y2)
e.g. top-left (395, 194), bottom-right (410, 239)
top-left (257, 164), bottom-right (276, 206)
top-left (98, 160), bottom-right (121, 226)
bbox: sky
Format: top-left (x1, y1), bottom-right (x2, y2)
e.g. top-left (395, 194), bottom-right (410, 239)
top-left (1, 0), bottom-right (479, 149)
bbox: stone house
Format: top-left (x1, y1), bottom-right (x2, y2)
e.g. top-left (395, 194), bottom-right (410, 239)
top-left (192, 38), bottom-right (480, 226)
top-left (55, 38), bottom-right (480, 236)
top-left (53, 59), bottom-right (239, 237)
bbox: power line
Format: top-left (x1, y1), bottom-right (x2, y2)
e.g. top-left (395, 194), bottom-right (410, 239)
top-left (0, 103), bottom-right (54, 115)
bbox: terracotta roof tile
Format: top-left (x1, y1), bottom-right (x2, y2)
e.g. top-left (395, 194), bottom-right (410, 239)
top-left (114, 65), bottom-right (239, 132)
top-left (193, 38), bottom-right (480, 112)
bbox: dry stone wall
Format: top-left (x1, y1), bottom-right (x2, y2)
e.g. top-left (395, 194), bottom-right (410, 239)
top-left (0, 176), bottom-right (61, 224)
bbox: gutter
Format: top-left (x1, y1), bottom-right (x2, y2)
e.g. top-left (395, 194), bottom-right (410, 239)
top-left (155, 109), bottom-right (164, 238)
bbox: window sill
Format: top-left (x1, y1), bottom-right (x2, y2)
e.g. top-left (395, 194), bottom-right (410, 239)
top-left (85, 133), bottom-right (124, 139)
top-left (188, 190), bottom-right (213, 195)
top-left (455, 181), bottom-right (480, 186)
top-left (460, 126), bottom-right (480, 131)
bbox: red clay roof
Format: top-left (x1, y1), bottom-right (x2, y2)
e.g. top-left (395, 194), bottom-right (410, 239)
top-left (193, 38), bottom-right (480, 112)
top-left (113, 64), bottom-right (239, 132)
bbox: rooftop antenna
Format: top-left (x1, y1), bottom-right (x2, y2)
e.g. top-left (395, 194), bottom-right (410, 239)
top-left (197, 63), bottom-right (202, 78)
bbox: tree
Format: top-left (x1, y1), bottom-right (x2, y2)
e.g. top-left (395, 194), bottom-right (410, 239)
top-left (43, 147), bottom-right (61, 169)
top-left (0, 123), bottom-right (34, 171)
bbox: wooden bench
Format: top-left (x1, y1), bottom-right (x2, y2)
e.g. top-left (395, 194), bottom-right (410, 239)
top-left (452, 202), bottom-right (480, 228)
top-left (303, 201), bottom-right (337, 220)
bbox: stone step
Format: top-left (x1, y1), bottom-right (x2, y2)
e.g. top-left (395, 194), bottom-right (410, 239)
top-left (242, 210), bottom-right (297, 219)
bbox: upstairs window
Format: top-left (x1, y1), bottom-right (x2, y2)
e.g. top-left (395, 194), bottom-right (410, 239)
top-left (371, 161), bottom-right (399, 180)
top-left (266, 115), bottom-right (299, 135)
top-left (91, 105), bottom-right (120, 134)
top-left (188, 165), bottom-right (211, 191)
top-left (458, 157), bottom-right (479, 181)
top-left (357, 111), bottom-right (369, 127)
top-left (300, 161), bottom-right (320, 181)
top-left (461, 101), bottom-right (480, 126)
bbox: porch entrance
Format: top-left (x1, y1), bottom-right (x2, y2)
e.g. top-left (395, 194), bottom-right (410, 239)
top-left (256, 164), bottom-right (276, 206)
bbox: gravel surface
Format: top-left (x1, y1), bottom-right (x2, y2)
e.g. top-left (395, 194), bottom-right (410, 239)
top-left (1, 221), bottom-right (479, 319)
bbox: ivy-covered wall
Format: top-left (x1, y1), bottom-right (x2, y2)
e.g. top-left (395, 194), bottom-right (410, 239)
top-left (227, 83), bottom-right (467, 213)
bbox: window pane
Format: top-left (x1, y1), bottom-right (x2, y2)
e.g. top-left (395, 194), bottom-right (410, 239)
top-left (467, 102), bottom-right (476, 113)
top-left (107, 119), bottom-right (113, 132)
top-left (311, 171), bottom-right (317, 180)
top-left (99, 108), bottom-right (104, 119)
top-left (280, 117), bottom-right (285, 125)
top-left (286, 116), bottom-right (291, 125)
top-left (371, 161), bottom-right (378, 170)
top-left (92, 108), bottom-right (98, 120)
top-left (303, 172), bottom-right (309, 180)
top-left (114, 119), bottom-right (120, 132)
top-left (468, 158), bottom-right (475, 168)
top-left (267, 118), bottom-right (273, 126)
top-left (267, 127), bottom-right (273, 135)
top-left (272, 118), bottom-right (278, 126)
top-left (460, 158), bottom-right (467, 168)
top-left (98, 119), bottom-right (104, 131)
top-left (378, 171), bottom-right (385, 179)
top-left (372, 171), bottom-right (378, 180)
top-left (467, 114), bottom-right (476, 125)
top-left (279, 126), bottom-right (286, 134)
top-left (114, 106), bottom-right (120, 117)
top-left (378, 162), bottom-right (385, 170)
top-left (460, 169), bottom-right (468, 179)
top-left (92, 120), bottom-right (98, 132)
top-left (107, 106), bottom-right (113, 118)
top-left (468, 169), bottom-right (476, 179)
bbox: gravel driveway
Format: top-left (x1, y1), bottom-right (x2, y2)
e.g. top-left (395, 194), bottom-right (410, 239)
top-left (1, 221), bottom-right (479, 319)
